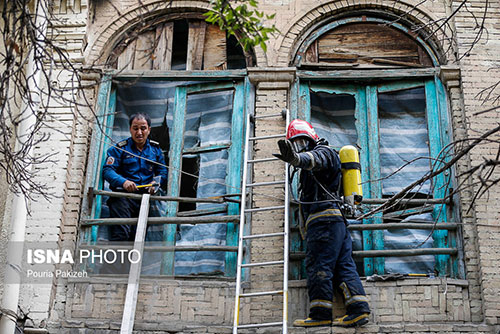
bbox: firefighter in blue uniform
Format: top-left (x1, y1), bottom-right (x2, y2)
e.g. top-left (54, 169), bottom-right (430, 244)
top-left (274, 119), bottom-right (370, 327)
top-left (103, 113), bottom-right (168, 241)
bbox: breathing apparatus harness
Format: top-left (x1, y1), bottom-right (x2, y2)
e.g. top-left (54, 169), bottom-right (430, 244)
top-left (279, 119), bottom-right (363, 238)
top-left (287, 140), bottom-right (351, 240)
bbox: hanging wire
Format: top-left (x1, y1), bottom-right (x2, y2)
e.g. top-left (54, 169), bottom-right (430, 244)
top-left (101, 137), bottom-right (288, 203)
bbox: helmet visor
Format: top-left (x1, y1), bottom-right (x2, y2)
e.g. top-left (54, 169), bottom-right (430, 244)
top-left (291, 138), bottom-right (310, 153)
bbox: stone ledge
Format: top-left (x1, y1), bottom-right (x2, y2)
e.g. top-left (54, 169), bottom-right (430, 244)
top-left (289, 277), bottom-right (470, 288)
top-left (440, 65), bottom-right (461, 89)
top-left (53, 321), bottom-right (493, 333)
top-left (248, 67), bottom-right (297, 84)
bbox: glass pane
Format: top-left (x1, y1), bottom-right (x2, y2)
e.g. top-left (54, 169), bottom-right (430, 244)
top-left (378, 87), bottom-right (431, 196)
top-left (310, 91), bottom-right (357, 148)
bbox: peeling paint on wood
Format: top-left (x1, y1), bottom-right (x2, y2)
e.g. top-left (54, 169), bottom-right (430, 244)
top-left (187, 21), bottom-right (207, 71)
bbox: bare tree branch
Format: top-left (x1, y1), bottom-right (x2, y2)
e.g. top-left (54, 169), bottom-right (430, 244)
top-left (358, 121), bottom-right (500, 220)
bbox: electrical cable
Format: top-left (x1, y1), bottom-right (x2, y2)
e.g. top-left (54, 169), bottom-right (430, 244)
top-left (101, 138), bottom-right (288, 204)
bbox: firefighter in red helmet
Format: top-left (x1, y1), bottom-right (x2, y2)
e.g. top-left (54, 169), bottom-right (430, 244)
top-left (274, 119), bottom-right (370, 327)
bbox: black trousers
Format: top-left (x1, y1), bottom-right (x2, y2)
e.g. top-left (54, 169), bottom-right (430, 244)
top-left (100, 196), bottom-right (152, 274)
top-left (107, 196), bottom-right (142, 241)
top-left (306, 217), bottom-right (370, 320)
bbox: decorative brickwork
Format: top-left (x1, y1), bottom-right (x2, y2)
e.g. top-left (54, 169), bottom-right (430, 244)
top-left (273, 0), bottom-right (454, 67)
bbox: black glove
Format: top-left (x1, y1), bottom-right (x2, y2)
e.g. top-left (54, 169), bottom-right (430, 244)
top-left (273, 139), bottom-right (301, 166)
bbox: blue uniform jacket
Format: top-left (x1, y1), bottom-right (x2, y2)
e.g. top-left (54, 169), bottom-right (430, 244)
top-left (296, 144), bottom-right (342, 219)
top-left (102, 137), bottom-right (168, 190)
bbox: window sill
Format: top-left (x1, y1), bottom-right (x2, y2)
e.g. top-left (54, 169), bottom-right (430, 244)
top-left (289, 277), bottom-right (469, 288)
top-left (68, 274), bottom-right (237, 284)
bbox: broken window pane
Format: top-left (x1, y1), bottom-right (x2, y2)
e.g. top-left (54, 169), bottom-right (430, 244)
top-left (310, 90), bottom-right (357, 148)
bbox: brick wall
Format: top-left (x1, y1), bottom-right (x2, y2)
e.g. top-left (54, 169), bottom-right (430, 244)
top-left (454, 0), bottom-right (500, 326)
top-left (248, 84), bottom-right (290, 325)
top-left (58, 279), bottom-right (236, 332)
top-left (8, 0), bottom-right (498, 333)
top-left (53, 278), bottom-right (484, 333)
top-left (14, 0), bottom-right (91, 327)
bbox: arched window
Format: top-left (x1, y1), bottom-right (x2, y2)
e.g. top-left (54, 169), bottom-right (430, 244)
top-left (290, 16), bottom-right (459, 278)
top-left (84, 17), bottom-right (253, 277)
top-left (107, 18), bottom-right (253, 70)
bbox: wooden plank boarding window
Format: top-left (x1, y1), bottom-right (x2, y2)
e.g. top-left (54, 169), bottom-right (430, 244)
top-left (290, 16), bottom-right (460, 279)
top-left (81, 16), bottom-right (253, 278)
top-left (108, 18), bottom-right (253, 71)
top-left (295, 18), bottom-right (437, 69)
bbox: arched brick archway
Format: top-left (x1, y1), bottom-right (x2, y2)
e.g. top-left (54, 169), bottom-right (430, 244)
top-left (275, 0), bottom-right (454, 67)
top-left (85, 0), bottom-right (266, 67)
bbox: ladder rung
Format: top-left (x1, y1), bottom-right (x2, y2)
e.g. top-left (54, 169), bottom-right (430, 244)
top-left (237, 322), bottom-right (283, 329)
top-left (243, 232), bottom-right (285, 240)
top-left (247, 180), bottom-right (285, 187)
top-left (253, 113), bottom-right (283, 119)
top-left (241, 260), bottom-right (284, 268)
top-left (240, 290), bottom-right (283, 298)
top-left (245, 205), bottom-right (285, 213)
top-left (248, 157), bottom-right (280, 163)
top-left (249, 133), bottom-right (286, 141)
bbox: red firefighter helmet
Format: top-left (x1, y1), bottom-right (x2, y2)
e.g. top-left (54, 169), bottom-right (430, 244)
top-left (286, 119), bottom-right (319, 142)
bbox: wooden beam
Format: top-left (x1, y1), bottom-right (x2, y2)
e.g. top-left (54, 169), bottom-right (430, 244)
top-left (304, 40), bottom-right (318, 63)
top-left (186, 20), bottom-right (207, 70)
top-left (92, 189), bottom-right (228, 203)
top-left (354, 248), bottom-right (457, 258)
top-left (81, 215), bottom-right (240, 226)
top-left (134, 31), bottom-right (154, 70)
top-left (110, 69), bottom-right (247, 78)
top-left (117, 39), bottom-right (136, 71)
top-left (120, 194), bottom-right (150, 334)
top-left (290, 248), bottom-right (457, 260)
top-left (203, 24), bottom-right (227, 70)
top-left (153, 22), bottom-right (173, 70)
top-left (297, 68), bottom-right (438, 80)
top-left (80, 244), bottom-right (238, 252)
top-left (362, 198), bottom-right (449, 205)
top-left (348, 222), bottom-right (458, 231)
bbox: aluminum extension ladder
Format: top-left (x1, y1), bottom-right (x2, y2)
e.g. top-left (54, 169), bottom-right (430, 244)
top-left (233, 110), bottom-right (291, 334)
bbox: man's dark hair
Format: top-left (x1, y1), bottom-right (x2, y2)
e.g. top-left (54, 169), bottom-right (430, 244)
top-left (129, 113), bottom-right (151, 127)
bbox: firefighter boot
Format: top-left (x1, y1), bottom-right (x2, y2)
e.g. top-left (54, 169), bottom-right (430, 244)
top-left (332, 313), bottom-right (369, 327)
top-left (292, 318), bottom-right (332, 327)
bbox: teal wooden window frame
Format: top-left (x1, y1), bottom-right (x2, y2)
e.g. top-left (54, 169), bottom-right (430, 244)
top-left (83, 74), bottom-right (251, 277)
top-left (290, 76), bottom-right (457, 277)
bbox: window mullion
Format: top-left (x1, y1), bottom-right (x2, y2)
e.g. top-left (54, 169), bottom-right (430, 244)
top-left (425, 79), bottom-right (449, 276)
top-left (356, 86), bottom-right (374, 276)
top-left (299, 81), bottom-right (311, 121)
top-left (366, 85), bottom-right (385, 275)
top-left (436, 77), bottom-right (460, 278)
top-left (87, 76), bottom-right (112, 219)
top-left (85, 76), bottom-right (113, 247)
top-left (224, 81), bottom-right (244, 277)
top-left (91, 88), bottom-right (117, 244)
top-left (161, 85), bottom-right (187, 275)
